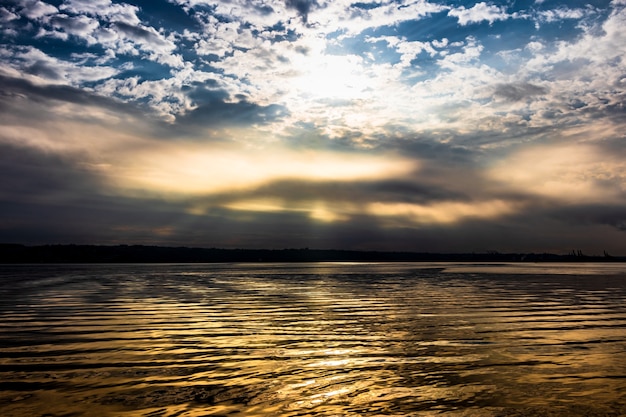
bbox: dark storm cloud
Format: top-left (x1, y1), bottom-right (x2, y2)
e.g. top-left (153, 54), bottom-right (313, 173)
top-left (0, 142), bottom-right (214, 246)
top-left (479, 203), bottom-right (626, 254)
top-left (0, 143), bottom-right (377, 248)
top-left (182, 100), bottom-right (287, 126)
top-left (0, 143), bottom-right (122, 246)
top-left (190, 177), bottom-right (470, 208)
top-left (578, 91), bottom-right (626, 123)
top-left (378, 133), bottom-right (479, 162)
top-left (0, 199), bottom-right (191, 246)
top-left (0, 74), bottom-right (286, 141)
top-left (25, 59), bottom-right (63, 79)
top-left (543, 204), bottom-right (626, 233)
top-left (0, 74), bottom-right (194, 143)
top-left (1, 139), bottom-right (624, 253)
top-left (0, 142), bottom-right (99, 202)
top-left (283, 122), bottom-right (484, 163)
top-left (285, 0), bottom-right (318, 23)
top-left (177, 86), bottom-right (289, 127)
top-left (0, 74), bottom-right (142, 118)
top-left (494, 82), bottom-right (548, 102)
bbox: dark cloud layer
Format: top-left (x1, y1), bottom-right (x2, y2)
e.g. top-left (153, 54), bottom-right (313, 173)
top-left (494, 82), bottom-right (548, 102)
top-left (177, 92), bottom-right (289, 127)
top-left (0, 74), bottom-right (131, 113)
top-left (2, 133), bottom-right (623, 253)
top-left (285, 0), bottom-right (318, 23)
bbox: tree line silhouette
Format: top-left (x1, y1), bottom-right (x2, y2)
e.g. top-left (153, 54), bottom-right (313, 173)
top-left (0, 244), bottom-right (623, 263)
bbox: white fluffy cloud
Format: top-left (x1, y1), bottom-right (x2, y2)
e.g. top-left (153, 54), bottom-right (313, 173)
top-left (17, 0), bottom-right (57, 19)
top-left (448, 2), bottom-right (511, 25)
top-left (3, 0), bottom-right (625, 145)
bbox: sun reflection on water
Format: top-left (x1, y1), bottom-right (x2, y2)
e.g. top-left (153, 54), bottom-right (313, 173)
top-left (1, 263), bottom-right (626, 416)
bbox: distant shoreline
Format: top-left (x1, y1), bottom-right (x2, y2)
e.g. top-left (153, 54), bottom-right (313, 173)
top-left (1, 244), bottom-right (624, 264)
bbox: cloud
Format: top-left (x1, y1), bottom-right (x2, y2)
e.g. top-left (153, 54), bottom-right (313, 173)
top-left (107, 22), bottom-right (183, 67)
top-left (494, 82), bottom-right (548, 102)
top-left (285, 0), bottom-right (318, 23)
top-left (210, 177), bottom-right (469, 209)
top-left (545, 204), bottom-right (626, 232)
top-left (180, 100), bottom-right (288, 127)
top-left (107, 143), bottom-right (417, 197)
top-left (0, 6), bottom-right (19, 23)
top-left (537, 7), bottom-right (585, 23)
top-left (486, 143), bottom-right (626, 204)
top-left (17, 0), bottom-right (57, 20)
top-left (366, 199), bottom-right (521, 226)
top-left (112, 21), bottom-right (162, 43)
top-left (320, 0), bottom-right (447, 37)
top-left (17, 0), bottom-right (183, 68)
top-left (46, 13), bottom-right (100, 41)
top-left (60, 0), bottom-right (141, 25)
top-left (1, 0), bottom-right (626, 253)
top-left (1, 44), bottom-right (123, 91)
top-left (448, 2), bottom-right (511, 26)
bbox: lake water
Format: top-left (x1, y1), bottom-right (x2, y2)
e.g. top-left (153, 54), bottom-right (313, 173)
top-left (1, 262), bottom-right (626, 416)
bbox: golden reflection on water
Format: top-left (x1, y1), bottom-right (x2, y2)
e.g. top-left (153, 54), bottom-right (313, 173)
top-left (1, 263), bottom-right (626, 416)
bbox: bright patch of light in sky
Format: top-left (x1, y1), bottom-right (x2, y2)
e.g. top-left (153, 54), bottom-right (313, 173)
top-left (112, 145), bottom-right (416, 195)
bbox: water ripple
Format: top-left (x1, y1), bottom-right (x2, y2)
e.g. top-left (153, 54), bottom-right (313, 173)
top-left (1, 263), bottom-right (626, 416)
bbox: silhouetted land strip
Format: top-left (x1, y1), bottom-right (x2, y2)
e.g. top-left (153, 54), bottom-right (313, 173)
top-left (1, 244), bottom-right (624, 263)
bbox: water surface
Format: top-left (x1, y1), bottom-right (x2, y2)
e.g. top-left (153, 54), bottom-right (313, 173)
top-left (1, 262), bottom-right (626, 416)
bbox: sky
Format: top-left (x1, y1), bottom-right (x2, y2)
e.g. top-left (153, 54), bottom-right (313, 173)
top-left (0, 0), bottom-right (625, 254)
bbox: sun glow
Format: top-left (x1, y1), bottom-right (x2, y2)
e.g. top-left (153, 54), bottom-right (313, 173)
top-left (368, 200), bottom-right (519, 225)
top-left (110, 144), bottom-right (416, 196)
top-left (292, 53), bottom-right (372, 101)
top-left (488, 144), bottom-right (626, 202)
top-left (223, 199), bottom-right (351, 222)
